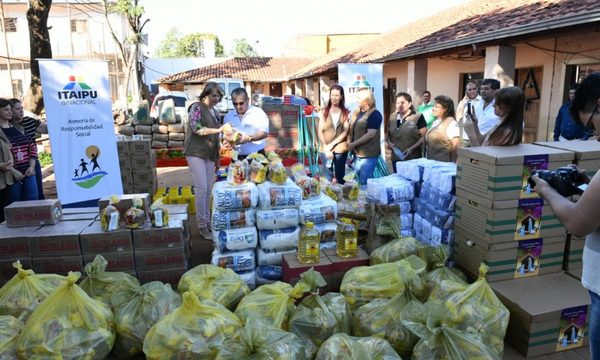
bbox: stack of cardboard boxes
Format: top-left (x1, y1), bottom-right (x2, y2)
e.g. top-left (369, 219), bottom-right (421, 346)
top-left (117, 138), bottom-right (158, 195)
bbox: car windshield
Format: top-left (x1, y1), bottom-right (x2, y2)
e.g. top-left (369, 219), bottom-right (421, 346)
top-left (155, 95), bottom-right (187, 107)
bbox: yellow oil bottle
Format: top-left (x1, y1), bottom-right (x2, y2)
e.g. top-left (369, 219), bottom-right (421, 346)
top-left (298, 221), bottom-right (321, 264)
top-left (336, 218), bottom-right (358, 257)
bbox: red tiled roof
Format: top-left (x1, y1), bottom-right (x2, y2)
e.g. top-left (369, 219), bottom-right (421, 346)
top-left (157, 57), bottom-right (312, 83)
top-left (291, 0), bottom-right (600, 79)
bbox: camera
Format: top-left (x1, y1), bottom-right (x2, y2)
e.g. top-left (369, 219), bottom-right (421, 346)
top-left (528, 166), bottom-right (586, 197)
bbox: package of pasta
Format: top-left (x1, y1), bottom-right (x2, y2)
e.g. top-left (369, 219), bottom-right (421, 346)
top-left (401, 301), bottom-right (499, 360)
top-left (0, 315), bottom-right (23, 359)
top-left (212, 180), bottom-right (258, 211)
top-left (211, 248), bottom-right (256, 273)
top-left (289, 292), bottom-right (351, 358)
top-left (342, 181), bottom-right (360, 201)
top-left (227, 158), bottom-right (250, 185)
top-left (143, 292), bottom-right (241, 360)
top-left (299, 193), bottom-right (337, 224)
top-left (256, 247), bottom-right (296, 266)
top-left (370, 237), bottom-right (422, 265)
top-left (0, 261), bottom-right (66, 321)
top-left (178, 264), bottom-right (250, 311)
top-left (295, 175), bottom-right (320, 199)
top-left (100, 195), bottom-right (120, 231)
top-left (267, 160), bottom-right (288, 185)
top-left (124, 197), bottom-right (146, 229)
top-left (211, 207), bottom-right (256, 230)
top-left (340, 255), bottom-right (426, 309)
top-left (235, 268), bottom-right (325, 329)
top-left (419, 245), bottom-right (467, 298)
top-left (17, 272), bottom-right (115, 360)
top-left (315, 333), bottom-right (401, 360)
top-left (257, 179), bottom-right (303, 209)
top-left (314, 222), bottom-right (337, 243)
top-left (213, 226), bottom-right (258, 252)
top-left (256, 208), bottom-right (299, 230)
top-left (79, 255), bottom-right (140, 305)
top-left (150, 197), bottom-right (169, 227)
top-left (111, 281), bottom-right (181, 359)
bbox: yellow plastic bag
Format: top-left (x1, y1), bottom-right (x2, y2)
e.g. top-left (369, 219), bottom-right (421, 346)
top-left (216, 318), bottom-right (306, 359)
top-left (17, 272), bottom-right (115, 360)
top-left (111, 281), bottom-right (181, 359)
top-left (401, 301), bottom-right (500, 360)
top-left (101, 195), bottom-right (120, 231)
top-left (79, 255), bottom-right (140, 305)
top-left (0, 315), bottom-right (23, 358)
top-left (235, 268), bottom-right (324, 329)
top-left (0, 260), bottom-right (66, 321)
top-left (370, 237), bottom-right (422, 265)
top-left (143, 291), bottom-right (241, 360)
top-left (289, 292), bottom-right (351, 358)
top-left (341, 255), bottom-right (426, 309)
top-left (178, 264), bottom-right (250, 311)
top-left (419, 245), bottom-right (467, 299)
top-left (315, 333), bottom-right (401, 360)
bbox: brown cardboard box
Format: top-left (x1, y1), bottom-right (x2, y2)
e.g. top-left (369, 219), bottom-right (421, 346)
top-left (80, 221), bottom-right (133, 254)
top-left (164, 204), bottom-right (189, 215)
top-left (0, 257), bottom-right (32, 284)
top-left (116, 139), bottom-right (130, 157)
top-left (4, 199), bottom-right (63, 227)
top-left (128, 139), bottom-right (152, 156)
top-left (60, 211), bottom-right (99, 221)
top-left (122, 181), bottom-right (134, 195)
top-left (323, 247), bottom-right (370, 291)
top-left (493, 273), bottom-right (591, 357)
top-left (120, 169), bottom-right (133, 184)
top-left (134, 247), bottom-right (189, 271)
top-left (0, 224), bottom-right (40, 258)
top-left (566, 268), bottom-right (582, 281)
top-left (137, 266), bottom-right (187, 288)
top-left (98, 193), bottom-right (151, 226)
top-left (132, 222), bottom-right (186, 249)
top-left (29, 220), bottom-right (92, 256)
top-left (456, 144), bottom-right (573, 201)
top-left (119, 156), bottom-right (132, 173)
top-left (130, 152), bottom-right (157, 171)
top-left (32, 255), bottom-right (84, 274)
top-left (132, 168), bottom-right (157, 185)
top-left (564, 235), bottom-right (584, 271)
top-left (63, 207), bottom-right (100, 215)
top-left (83, 252), bottom-right (136, 272)
top-left (282, 252), bottom-right (332, 293)
top-left (453, 229), bottom-right (565, 282)
top-left (534, 140), bottom-right (600, 177)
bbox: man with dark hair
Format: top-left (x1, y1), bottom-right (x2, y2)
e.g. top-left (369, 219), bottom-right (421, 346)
top-left (473, 78), bottom-right (501, 135)
top-left (417, 90), bottom-right (435, 128)
top-left (554, 87), bottom-right (591, 141)
top-left (223, 88), bottom-right (269, 157)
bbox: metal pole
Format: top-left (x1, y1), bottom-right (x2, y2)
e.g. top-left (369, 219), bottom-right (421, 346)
top-left (0, 0), bottom-right (14, 98)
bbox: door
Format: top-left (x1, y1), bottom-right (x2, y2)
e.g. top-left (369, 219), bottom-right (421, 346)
top-left (270, 83), bottom-right (282, 97)
top-left (515, 67), bottom-right (543, 143)
top-left (385, 78), bottom-right (397, 134)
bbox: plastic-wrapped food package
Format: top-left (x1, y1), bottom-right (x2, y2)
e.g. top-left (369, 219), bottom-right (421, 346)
top-left (315, 333), bottom-right (401, 360)
top-left (401, 229), bottom-right (415, 238)
top-left (323, 182), bottom-right (343, 202)
top-left (314, 222), bottom-right (337, 243)
top-left (422, 162), bottom-right (456, 184)
top-left (289, 292), bottom-right (351, 358)
top-left (178, 265), bottom-right (250, 311)
top-left (395, 158), bottom-right (434, 182)
top-left (212, 208), bottom-right (256, 230)
top-left (413, 213), bottom-right (423, 236)
top-left (256, 248), bottom-right (296, 266)
top-left (124, 197), bottom-right (146, 229)
top-left (320, 241), bottom-right (337, 250)
top-left (367, 175), bottom-right (414, 205)
top-left (17, 272), bottom-right (115, 360)
top-left (80, 255), bottom-right (140, 305)
top-left (256, 208), bottom-right (299, 230)
top-left (399, 213), bottom-right (413, 230)
top-left (216, 318), bottom-right (306, 360)
top-left (267, 160), bottom-right (288, 185)
top-left (150, 197), bottom-right (169, 227)
top-left (366, 203), bottom-right (405, 253)
top-left (299, 193), bottom-right (337, 224)
top-left (258, 227), bottom-right (299, 251)
top-left (249, 158), bottom-right (268, 184)
top-left (237, 270), bottom-right (257, 289)
top-left (370, 237), bottom-right (422, 265)
top-left (432, 169), bottom-right (457, 195)
top-left (100, 196), bottom-right (120, 231)
top-left (227, 159), bottom-right (250, 185)
top-left (0, 261), bottom-right (66, 321)
top-left (211, 249), bottom-right (256, 273)
top-left (212, 181), bottom-right (258, 210)
top-left (212, 226), bottom-right (258, 252)
top-left (421, 218), bottom-right (432, 244)
top-left (257, 179), bottom-right (303, 209)
top-left (111, 281), bottom-right (181, 358)
top-left (343, 181), bottom-right (360, 201)
top-left (419, 246), bottom-right (467, 299)
top-left (0, 315), bottom-right (23, 359)
top-left (256, 266), bottom-right (282, 281)
top-left (295, 176), bottom-right (321, 199)
top-left (430, 226), bottom-right (455, 246)
top-left (143, 293), bottom-right (241, 360)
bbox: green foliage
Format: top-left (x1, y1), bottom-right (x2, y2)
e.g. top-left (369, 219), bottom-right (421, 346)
top-left (230, 38), bottom-right (258, 57)
top-left (155, 30), bottom-right (225, 58)
top-left (105, 0), bottom-right (146, 45)
top-left (154, 27), bottom-right (180, 58)
top-left (38, 152), bottom-right (52, 167)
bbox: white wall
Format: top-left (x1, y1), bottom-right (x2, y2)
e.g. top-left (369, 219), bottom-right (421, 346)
top-left (426, 57), bottom-right (485, 104)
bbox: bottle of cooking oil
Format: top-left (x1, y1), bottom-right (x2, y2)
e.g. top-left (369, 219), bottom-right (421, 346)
top-left (336, 218), bottom-right (358, 257)
top-left (298, 221), bottom-right (320, 264)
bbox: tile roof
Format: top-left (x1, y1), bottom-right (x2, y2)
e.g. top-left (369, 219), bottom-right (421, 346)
top-left (156, 57), bottom-right (313, 84)
top-left (291, 0), bottom-right (600, 79)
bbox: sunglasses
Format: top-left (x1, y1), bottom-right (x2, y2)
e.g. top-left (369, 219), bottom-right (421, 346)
top-left (233, 101), bottom-right (246, 106)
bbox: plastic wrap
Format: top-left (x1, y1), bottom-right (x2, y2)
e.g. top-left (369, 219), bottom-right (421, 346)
top-left (315, 333), bottom-right (401, 360)
top-left (150, 197), bottom-right (169, 227)
top-left (366, 203), bottom-right (404, 254)
top-left (258, 227), bottom-right (299, 251)
top-left (178, 265), bottom-right (250, 311)
top-left (210, 249), bottom-right (256, 274)
top-left (100, 196), bottom-right (120, 231)
top-left (257, 179), bottom-right (303, 209)
top-left (256, 247), bottom-right (296, 266)
top-left (395, 158), bottom-right (434, 182)
top-left (323, 182), bottom-right (343, 202)
top-left (314, 222), bottom-right (337, 243)
top-left (212, 181), bottom-right (258, 210)
top-left (256, 266), bottom-right (282, 281)
top-left (419, 246), bottom-right (467, 298)
top-left (366, 174), bottom-right (414, 205)
top-left (0, 315), bottom-right (23, 359)
top-left (342, 181), bottom-right (360, 201)
top-left (370, 237), bottom-right (422, 265)
top-left (299, 193), bottom-right (337, 224)
top-left (212, 226), bottom-right (258, 252)
top-left (124, 200), bottom-right (146, 229)
top-left (79, 255), bottom-right (140, 305)
top-left (256, 208), bottom-right (299, 230)
top-left (295, 176), bottom-right (321, 199)
top-left (227, 159), bottom-right (250, 185)
top-left (212, 208), bottom-right (256, 230)
top-left (267, 161), bottom-right (288, 184)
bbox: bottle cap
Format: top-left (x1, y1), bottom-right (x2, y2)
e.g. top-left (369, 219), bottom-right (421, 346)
top-left (305, 221), bottom-right (314, 229)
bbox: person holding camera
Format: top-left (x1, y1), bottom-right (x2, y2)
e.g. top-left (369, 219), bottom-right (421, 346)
top-left (456, 81), bottom-right (481, 146)
top-left (532, 72), bottom-right (600, 360)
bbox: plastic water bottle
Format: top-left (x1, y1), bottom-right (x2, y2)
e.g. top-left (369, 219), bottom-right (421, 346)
top-left (298, 221), bottom-right (320, 264)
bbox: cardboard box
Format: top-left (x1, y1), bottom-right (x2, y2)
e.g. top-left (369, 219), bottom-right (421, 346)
top-left (29, 220), bottom-right (92, 256)
top-left (0, 224), bottom-right (40, 258)
top-left (282, 252), bottom-right (332, 293)
top-left (60, 211), bottom-right (99, 221)
top-left (132, 222), bottom-right (186, 249)
top-left (168, 213), bottom-right (190, 242)
top-left (62, 207), bottom-right (100, 215)
top-left (132, 168), bottom-right (157, 185)
top-left (455, 190), bottom-right (566, 243)
top-left (453, 229), bottom-right (565, 282)
top-left (535, 140), bottom-right (600, 177)
top-left (4, 199), bottom-right (63, 227)
top-left (120, 169), bottom-right (133, 184)
top-left (134, 247), bottom-right (189, 271)
top-left (128, 139), bottom-right (152, 155)
top-left (122, 181), bottom-right (134, 195)
top-left (130, 152), bottom-right (157, 171)
top-left (83, 252), bottom-right (136, 272)
top-left (116, 139), bottom-right (130, 156)
top-left (323, 247), bottom-right (370, 291)
top-left (137, 266), bottom-right (187, 288)
top-left (564, 235), bottom-right (584, 271)
top-left (0, 257), bottom-right (32, 284)
top-left (456, 144), bottom-right (574, 201)
top-left (493, 273), bottom-right (590, 357)
top-left (119, 156), bottom-right (132, 173)
top-left (32, 255), bottom-right (84, 274)
top-left (98, 193), bottom-right (151, 226)
top-left (566, 268), bottom-right (582, 281)
top-left (164, 204), bottom-right (189, 215)
top-left (80, 221), bottom-right (133, 253)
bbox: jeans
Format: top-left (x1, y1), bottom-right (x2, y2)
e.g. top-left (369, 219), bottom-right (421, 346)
top-left (186, 156), bottom-right (215, 229)
top-left (9, 174), bottom-right (38, 202)
top-left (34, 159), bottom-right (44, 200)
top-left (590, 290), bottom-right (600, 360)
top-left (354, 156), bottom-right (378, 185)
top-left (318, 152), bottom-right (347, 184)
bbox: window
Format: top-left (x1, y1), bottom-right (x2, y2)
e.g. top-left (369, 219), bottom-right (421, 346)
top-left (70, 19), bottom-right (88, 33)
top-left (2, 18), bottom-right (17, 32)
top-left (11, 79), bottom-right (22, 99)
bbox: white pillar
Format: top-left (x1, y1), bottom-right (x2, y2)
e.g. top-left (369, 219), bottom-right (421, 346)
top-left (484, 45), bottom-right (516, 87)
top-left (407, 59), bottom-right (427, 102)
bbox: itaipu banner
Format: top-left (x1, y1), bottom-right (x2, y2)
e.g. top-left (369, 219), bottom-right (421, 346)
top-left (39, 59), bottom-right (122, 205)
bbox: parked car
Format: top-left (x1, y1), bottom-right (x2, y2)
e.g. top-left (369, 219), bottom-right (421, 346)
top-left (150, 91), bottom-right (190, 122)
top-left (209, 78), bottom-right (244, 114)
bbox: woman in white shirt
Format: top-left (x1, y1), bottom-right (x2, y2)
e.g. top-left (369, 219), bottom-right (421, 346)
top-left (424, 95), bottom-right (461, 163)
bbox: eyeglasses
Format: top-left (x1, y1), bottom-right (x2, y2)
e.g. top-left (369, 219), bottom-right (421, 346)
top-left (233, 101), bottom-right (246, 106)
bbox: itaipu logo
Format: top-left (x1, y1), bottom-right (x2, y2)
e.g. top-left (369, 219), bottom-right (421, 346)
top-left (348, 74), bottom-right (374, 93)
top-left (72, 145), bottom-right (107, 189)
top-left (57, 75), bottom-right (98, 105)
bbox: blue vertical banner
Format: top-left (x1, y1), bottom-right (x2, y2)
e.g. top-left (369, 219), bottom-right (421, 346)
top-left (39, 59), bottom-right (122, 205)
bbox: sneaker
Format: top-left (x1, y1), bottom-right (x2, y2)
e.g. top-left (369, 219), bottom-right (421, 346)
top-left (199, 227), bottom-right (212, 239)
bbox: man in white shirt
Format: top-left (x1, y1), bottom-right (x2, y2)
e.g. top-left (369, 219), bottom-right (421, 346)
top-left (456, 80), bottom-right (482, 145)
top-left (473, 78), bottom-right (501, 135)
top-left (223, 88), bottom-right (269, 157)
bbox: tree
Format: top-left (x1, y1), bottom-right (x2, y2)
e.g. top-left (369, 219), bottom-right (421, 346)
top-left (230, 38), bottom-right (258, 57)
top-left (154, 27), bottom-right (179, 58)
top-left (155, 31), bottom-right (225, 58)
top-left (23, 0), bottom-right (52, 116)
